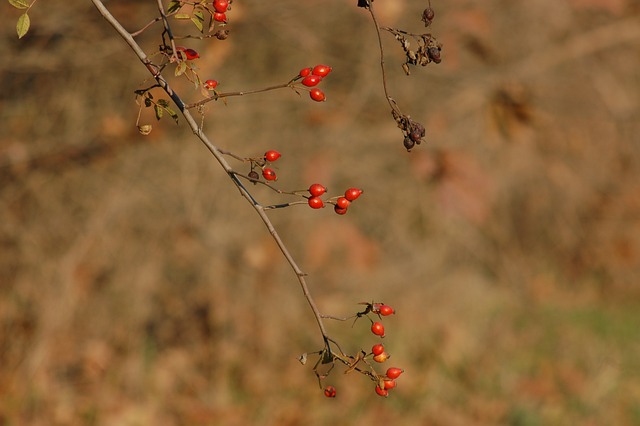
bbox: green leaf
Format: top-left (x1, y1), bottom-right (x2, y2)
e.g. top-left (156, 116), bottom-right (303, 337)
top-left (154, 104), bottom-right (163, 120)
top-left (157, 99), bottom-right (170, 108)
top-left (16, 13), bottom-right (30, 39)
top-left (191, 16), bottom-right (203, 32)
top-left (193, 11), bottom-right (204, 21)
top-left (174, 13), bottom-right (190, 19)
top-left (9, 0), bottom-right (29, 9)
top-left (167, 1), bottom-right (181, 13)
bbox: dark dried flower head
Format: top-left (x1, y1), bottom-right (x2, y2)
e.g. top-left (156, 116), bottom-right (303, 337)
top-left (404, 136), bottom-right (416, 151)
top-left (428, 46), bottom-right (441, 63)
top-left (422, 7), bottom-right (435, 26)
top-left (248, 170), bottom-right (260, 182)
top-left (214, 29), bottom-right (229, 40)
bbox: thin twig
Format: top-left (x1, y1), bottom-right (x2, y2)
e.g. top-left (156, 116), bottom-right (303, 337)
top-left (366, 1), bottom-right (402, 116)
top-left (187, 82), bottom-right (297, 109)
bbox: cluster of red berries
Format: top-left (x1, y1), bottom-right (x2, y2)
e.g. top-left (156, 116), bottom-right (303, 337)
top-left (297, 64), bottom-right (332, 102)
top-left (369, 303), bottom-right (395, 339)
top-left (375, 367), bottom-right (404, 397)
top-left (368, 303), bottom-right (403, 397)
top-left (259, 150), bottom-right (281, 181)
top-left (322, 302), bottom-right (403, 399)
top-left (307, 184), bottom-right (363, 215)
top-left (211, 0), bottom-right (230, 23)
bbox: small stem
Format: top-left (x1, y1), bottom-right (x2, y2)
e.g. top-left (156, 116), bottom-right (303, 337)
top-left (187, 82), bottom-right (295, 109)
top-left (263, 201), bottom-right (308, 210)
top-left (218, 149), bottom-right (248, 162)
top-left (321, 314), bottom-right (357, 321)
top-left (367, 2), bottom-right (402, 117)
top-left (131, 16), bottom-right (162, 37)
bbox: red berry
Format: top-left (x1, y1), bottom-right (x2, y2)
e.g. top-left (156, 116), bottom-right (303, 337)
top-left (264, 150), bottom-right (281, 162)
top-left (310, 89), bottom-right (326, 102)
top-left (176, 47), bottom-right (199, 60)
top-left (308, 183), bottom-right (327, 197)
top-left (312, 64), bottom-right (332, 77)
top-left (372, 343), bottom-right (385, 356)
top-left (336, 197), bottom-right (350, 209)
top-left (371, 322), bottom-right (385, 337)
top-left (375, 386), bottom-right (389, 397)
top-left (386, 367), bottom-right (404, 380)
top-left (299, 67), bottom-right (312, 77)
top-left (373, 352), bottom-right (389, 363)
top-left (301, 75), bottom-right (322, 87)
top-left (378, 304), bottom-right (395, 316)
top-left (308, 196), bottom-right (324, 209)
top-left (344, 188), bottom-right (363, 201)
top-left (262, 168), bottom-right (277, 181)
top-left (383, 379), bottom-right (397, 390)
top-left (213, 12), bottom-right (227, 22)
top-left (334, 205), bottom-right (347, 215)
top-left (324, 386), bottom-right (337, 398)
top-left (213, 0), bottom-right (229, 13)
top-left (204, 79), bottom-right (218, 90)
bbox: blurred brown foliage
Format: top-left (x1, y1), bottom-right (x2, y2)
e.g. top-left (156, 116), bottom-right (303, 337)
top-left (1, 0), bottom-right (640, 424)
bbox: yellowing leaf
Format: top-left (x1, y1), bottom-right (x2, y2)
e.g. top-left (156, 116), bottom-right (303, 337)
top-left (175, 61), bottom-right (186, 76)
top-left (9, 0), bottom-right (30, 9)
top-left (191, 16), bottom-right (203, 32)
top-left (16, 13), bottom-right (30, 39)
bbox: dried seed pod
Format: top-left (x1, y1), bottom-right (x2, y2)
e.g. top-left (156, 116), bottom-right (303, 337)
top-left (402, 63), bottom-right (411, 75)
top-left (403, 136), bottom-right (416, 151)
top-left (248, 170), bottom-right (260, 181)
top-left (214, 29), bottom-right (229, 40)
top-left (428, 46), bottom-right (441, 63)
top-left (138, 124), bottom-right (152, 135)
top-left (422, 7), bottom-right (435, 26)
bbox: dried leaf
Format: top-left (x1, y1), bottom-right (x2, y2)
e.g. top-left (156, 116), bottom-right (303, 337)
top-left (138, 124), bottom-right (152, 135)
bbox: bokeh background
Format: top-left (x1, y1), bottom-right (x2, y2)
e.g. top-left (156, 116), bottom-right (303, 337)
top-left (2, 0), bottom-right (640, 424)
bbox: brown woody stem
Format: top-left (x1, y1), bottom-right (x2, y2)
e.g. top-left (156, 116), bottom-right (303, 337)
top-left (89, 0), bottom-right (330, 344)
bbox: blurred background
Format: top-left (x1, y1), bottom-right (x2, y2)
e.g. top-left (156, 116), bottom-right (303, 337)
top-left (1, 0), bottom-right (640, 424)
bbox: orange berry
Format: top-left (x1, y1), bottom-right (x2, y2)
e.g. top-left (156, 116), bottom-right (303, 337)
top-left (310, 88), bottom-right (326, 102)
top-left (312, 64), bottom-right (332, 77)
top-left (372, 343), bottom-right (385, 356)
top-left (324, 386), bottom-right (337, 398)
top-left (344, 188), bottom-right (363, 201)
top-left (375, 386), bottom-right (389, 397)
top-left (371, 322), bottom-right (385, 337)
top-left (308, 183), bottom-right (327, 197)
top-left (262, 168), bottom-right (277, 181)
top-left (386, 367), bottom-right (404, 380)
top-left (373, 352), bottom-right (390, 363)
top-left (308, 196), bottom-right (324, 209)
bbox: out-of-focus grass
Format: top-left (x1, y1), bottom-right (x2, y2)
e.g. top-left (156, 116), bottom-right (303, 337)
top-left (1, 0), bottom-right (639, 424)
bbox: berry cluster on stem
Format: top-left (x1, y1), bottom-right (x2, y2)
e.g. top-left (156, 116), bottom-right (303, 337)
top-left (4, 0), bottom-right (443, 399)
